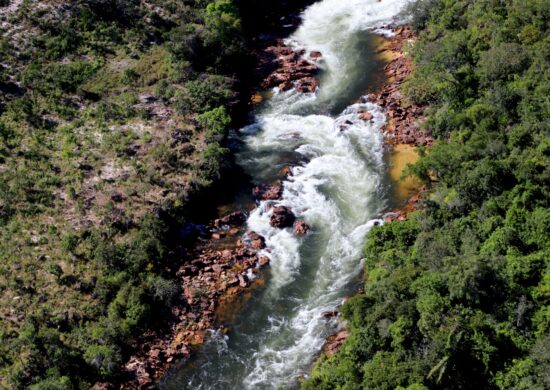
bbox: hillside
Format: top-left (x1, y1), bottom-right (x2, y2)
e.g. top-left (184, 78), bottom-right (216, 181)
top-left (303, 0), bottom-right (549, 389)
top-left (0, 0), bottom-right (247, 387)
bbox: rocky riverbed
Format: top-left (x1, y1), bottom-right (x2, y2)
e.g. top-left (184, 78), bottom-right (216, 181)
top-left (117, 17), bottom-right (430, 390)
top-left (116, 42), bottom-right (320, 389)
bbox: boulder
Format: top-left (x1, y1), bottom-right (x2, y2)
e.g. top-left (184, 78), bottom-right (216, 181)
top-left (309, 51), bottom-right (322, 59)
top-left (358, 112), bottom-right (373, 121)
top-left (280, 165), bottom-right (293, 178)
top-left (278, 80), bottom-right (294, 91)
top-left (252, 183), bottom-right (283, 200)
top-left (245, 231), bottom-right (266, 250)
top-left (259, 256), bottom-right (270, 267)
top-left (238, 274), bottom-right (249, 288)
top-left (213, 211), bottom-right (246, 228)
top-left (295, 77), bottom-right (318, 93)
top-left (294, 220), bottom-right (310, 236)
top-left (211, 232), bottom-right (224, 240)
top-left (270, 206), bottom-right (295, 228)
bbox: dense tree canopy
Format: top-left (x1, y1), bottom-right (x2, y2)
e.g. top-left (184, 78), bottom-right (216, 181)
top-left (303, 0), bottom-right (549, 389)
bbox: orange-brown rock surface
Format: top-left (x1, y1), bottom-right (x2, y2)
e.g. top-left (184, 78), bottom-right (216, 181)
top-left (370, 26), bottom-right (434, 147)
top-left (261, 41), bottom-right (320, 93)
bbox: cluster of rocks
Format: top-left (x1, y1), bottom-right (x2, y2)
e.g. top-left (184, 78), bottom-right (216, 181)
top-left (367, 26), bottom-right (434, 147)
top-left (252, 183), bottom-right (283, 200)
top-left (323, 330), bottom-right (350, 357)
top-left (122, 213), bottom-right (270, 388)
top-left (261, 40), bottom-right (321, 93)
top-left (121, 176), bottom-right (312, 387)
top-left (270, 205), bottom-right (295, 228)
top-left (251, 179), bottom-right (310, 236)
top-left (253, 182), bottom-right (310, 236)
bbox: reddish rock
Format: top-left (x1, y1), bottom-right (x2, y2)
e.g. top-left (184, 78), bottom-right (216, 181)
top-left (295, 77), bottom-right (318, 93)
top-left (211, 232), bottom-right (224, 240)
top-left (270, 206), bottom-right (296, 228)
top-left (321, 311), bottom-right (338, 318)
top-left (252, 183), bottom-right (283, 200)
top-left (358, 112), bottom-right (373, 121)
top-left (149, 348), bottom-right (161, 359)
top-left (294, 220), bottom-right (310, 236)
top-left (213, 211), bottom-right (246, 228)
top-left (324, 330), bottom-right (350, 357)
top-left (280, 165), bottom-right (293, 178)
top-left (309, 51), bottom-right (322, 59)
top-left (383, 212), bottom-right (401, 223)
top-left (92, 383), bottom-right (114, 390)
top-left (238, 274), bottom-right (249, 288)
top-left (259, 256), bottom-right (270, 267)
top-left (261, 42), bottom-right (319, 94)
top-left (279, 80), bottom-right (294, 91)
top-left (245, 231), bottom-right (266, 250)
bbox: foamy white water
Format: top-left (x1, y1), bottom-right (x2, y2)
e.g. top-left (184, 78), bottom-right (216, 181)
top-left (162, 0), bottom-right (408, 388)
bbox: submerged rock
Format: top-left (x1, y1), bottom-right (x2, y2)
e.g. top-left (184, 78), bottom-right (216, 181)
top-left (309, 50), bottom-right (322, 59)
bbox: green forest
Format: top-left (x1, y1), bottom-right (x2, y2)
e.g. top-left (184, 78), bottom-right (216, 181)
top-left (303, 0), bottom-right (549, 389)
top-left (1, 0), bottom-right (548, 388)
top-left (0, 0), bottom-right (250, 388)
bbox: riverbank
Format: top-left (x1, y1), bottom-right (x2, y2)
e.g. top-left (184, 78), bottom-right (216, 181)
top-left (140, 6), bottom-right (420, 388)
top-left (115, 21), bottom-right (323, 390)
top-left (321, 24), bottom-right (432, 358)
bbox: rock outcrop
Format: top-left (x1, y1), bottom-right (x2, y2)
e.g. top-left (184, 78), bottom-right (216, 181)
top-left (261, 41), bottom-right (320, 93)
top-left (121, 214), bottom-right (268, 388)
top-left (270, 206), bottom-right (296, 228)
top-left (371, 26), bottom-right (434, 147)
top-left (252, 183), bottom-right (283, 201)
top-left (294, 220), bottom-right (310, 236)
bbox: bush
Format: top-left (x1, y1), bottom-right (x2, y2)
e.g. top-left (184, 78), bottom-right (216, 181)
top-left (303, 1), bottom-right (550, 389)
top-left (179, 75), bottom-right (234, 114)
top-left (400, 0), bottom-right (440, 31)
top-left (197, 106), bottom-right (231, 141)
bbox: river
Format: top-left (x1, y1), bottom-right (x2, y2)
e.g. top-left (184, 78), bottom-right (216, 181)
top-left (161, 0), bottom-right (408, 388)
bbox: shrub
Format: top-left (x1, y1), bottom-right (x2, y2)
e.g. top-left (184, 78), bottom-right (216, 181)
top-left (179, 75), bottom-right (234, 114)
top-left (197, 105), bottom-right (231, 141)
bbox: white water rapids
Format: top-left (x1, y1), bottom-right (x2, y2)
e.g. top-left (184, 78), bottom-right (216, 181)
top-left (162, 0), bottom-right (408, 388)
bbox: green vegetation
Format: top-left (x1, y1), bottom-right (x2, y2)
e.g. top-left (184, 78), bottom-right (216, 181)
top-left (0, 0), bottom-right (245, 387)
top-left (303, 1), bottom-right (549, 389)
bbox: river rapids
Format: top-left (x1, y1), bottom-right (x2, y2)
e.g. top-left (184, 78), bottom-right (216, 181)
top-left (162, 0), bottom-right (408, 388)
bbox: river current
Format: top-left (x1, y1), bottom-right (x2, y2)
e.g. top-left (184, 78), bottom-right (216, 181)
top-left (162, 0), bottom-right (408, 388)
